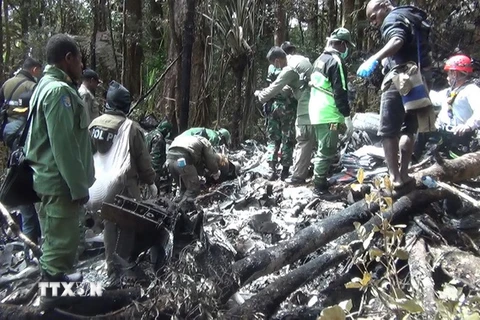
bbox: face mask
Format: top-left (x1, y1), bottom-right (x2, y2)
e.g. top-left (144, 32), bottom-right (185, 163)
top-left (340, 47), bottom-right (349, 59)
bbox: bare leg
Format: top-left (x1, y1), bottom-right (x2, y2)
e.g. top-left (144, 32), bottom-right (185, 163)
top-left (399, 133), bottom-right (415, 182)
top-left (383, 136), bottom-right (402, 186)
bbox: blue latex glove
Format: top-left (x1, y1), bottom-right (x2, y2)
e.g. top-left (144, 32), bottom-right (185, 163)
top-left (357, 57), bottom-right (379, 78)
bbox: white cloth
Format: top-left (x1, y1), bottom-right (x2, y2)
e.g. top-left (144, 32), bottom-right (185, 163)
top-left (431, 84), bottom-right (480, 129)
top-left (86, 119), bottom-right (133, 211)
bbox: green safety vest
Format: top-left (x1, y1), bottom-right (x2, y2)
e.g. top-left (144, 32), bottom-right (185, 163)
top-left (308, 54), bottom-right (346, 125)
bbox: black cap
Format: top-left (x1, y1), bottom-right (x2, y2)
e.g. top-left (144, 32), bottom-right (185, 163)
top-left (281, 41), bottom-right (296, 54)
top-left (106, 80), bottom-right (131, 114)
top-left (82, 69), bottom-right (102, 83)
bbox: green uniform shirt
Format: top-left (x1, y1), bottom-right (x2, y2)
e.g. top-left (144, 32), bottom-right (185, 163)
top-left (180, 127), bottom-right (221, 146)
top-left (25, 65), bottom-right (95, 201)
top-left (258, 55), bottom-right (313, 125)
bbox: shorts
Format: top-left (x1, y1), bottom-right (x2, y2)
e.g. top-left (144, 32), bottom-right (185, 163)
top-left (378, 82), bottom-right (418, 137)
top-left (378, 69), bottom-right (433, 138)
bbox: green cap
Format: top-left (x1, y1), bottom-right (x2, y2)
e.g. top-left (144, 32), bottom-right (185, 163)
top-left (157, 120), bottom-right (172, 136)
top-left (217, 128), bottom-right (231, 146)
top-left (329, 28), bottom-right (356, 47)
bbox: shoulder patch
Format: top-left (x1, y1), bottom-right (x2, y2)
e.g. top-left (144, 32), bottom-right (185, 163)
top-left (61, 95), bottom-right (72, 108)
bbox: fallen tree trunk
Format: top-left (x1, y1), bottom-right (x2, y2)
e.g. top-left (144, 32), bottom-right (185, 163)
top-left (221, 199), bottom-right (375, 302)
top-left (412, 151), bottom-right (480, 186)
top-left (220, 152), bottom-right (480, 303)
top-left (406, 227), bottom-right (437, 320)
top-left (0, 288), bottom-right (141, 319)
top-left (227, 189), bottom-right (448, 318)
top-left (226, 248), bottom-right (350, 319)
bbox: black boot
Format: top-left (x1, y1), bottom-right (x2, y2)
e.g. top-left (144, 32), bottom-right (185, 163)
top-left (268, 162), bottom-right (278, 181)
top-left (280, 166), bottom-right (290, 181)
top-left (313, 181), bottom-right (341, 201)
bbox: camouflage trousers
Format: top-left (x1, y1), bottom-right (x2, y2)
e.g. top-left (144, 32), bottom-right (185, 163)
top-left (266, 100), bottom-right (296, 167)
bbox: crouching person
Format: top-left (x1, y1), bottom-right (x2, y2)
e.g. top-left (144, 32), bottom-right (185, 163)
top-left (166, 135), bottom-right (226, 204)
top-left (88, 81), bottom-right (158, 286)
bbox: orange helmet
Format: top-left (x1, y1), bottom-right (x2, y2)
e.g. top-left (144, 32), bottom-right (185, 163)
top-left (444, 54), bottom-right (473, 73)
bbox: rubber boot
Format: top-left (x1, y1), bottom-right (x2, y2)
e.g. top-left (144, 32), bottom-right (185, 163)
top-left (313, 181), bottom-right (341, 201)
top-left (268, 162), bottom-right (278, 181)
top-left (280, 166), bottom-right (290, 181)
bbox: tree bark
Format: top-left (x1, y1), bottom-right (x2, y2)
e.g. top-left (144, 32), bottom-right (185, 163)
top-left (179, 0), bottom-right (195, 132)
top-left (158, 0), bottom-right (184, 134)
top-left (274, 0), bottom-right (286, 46)
top-left (19, 0), bottom-right (30, 58)
top-left (326, 0), bottom-right (336, 34)
top-left (3, 0), bottom-right (11, 73)
top-left (226, 189), bottom-right (448, 318)
top-left (343, 0), bottom-right (355, 32)
top-left (148, 0), bottom-right (164, 53)
top-left (412, 151), bottom-right (480, 186)
top-left (231, 69), bottom-right (244, 147)
top-left (406, 227), bottom-right (437, 320)
top-left (91, 0), bottom-right (98, 69)
top-left (122, 0), bottom-right (143, 97)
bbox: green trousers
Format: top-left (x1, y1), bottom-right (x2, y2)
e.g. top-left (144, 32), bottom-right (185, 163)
top-left (312, 123), bottom-right (339, 185)
top-left (38, 195), bottom-right (82, 276)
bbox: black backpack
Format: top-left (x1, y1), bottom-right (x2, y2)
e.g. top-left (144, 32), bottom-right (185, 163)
top-left (0, 78), bottom-right (30, 142)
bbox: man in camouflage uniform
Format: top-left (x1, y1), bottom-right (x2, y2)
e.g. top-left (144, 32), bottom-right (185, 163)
top-left (255, 47), bottom-right (298, 181)
top-left (166, 135), bottom-right (226, 204)
top-left (0, 57), bottom-right (42, 248)
top-left (180, 127), bottom-right (231, 148)
top-left (25, 34), bottom-right (94, 309)
top-left (145, 120), bottom-right (173, 188)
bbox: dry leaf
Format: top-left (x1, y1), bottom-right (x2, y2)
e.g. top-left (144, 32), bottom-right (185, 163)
top-left (317, 305), bottom-right (346, 320)
top-left (357, 168), bottom-right (365, 184)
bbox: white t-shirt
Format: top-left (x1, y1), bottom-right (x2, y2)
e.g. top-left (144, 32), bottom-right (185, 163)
top-left (430, 83), bottom-right (480, 129)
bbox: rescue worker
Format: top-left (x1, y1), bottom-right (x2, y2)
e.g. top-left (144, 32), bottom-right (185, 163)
top-left (254, 47), bottom-right (297, 181)
top-left (309, 28), bottom-right (355, 198)
top-left (281, 41), bottom-right (297, 55)
top-left (89, 81), bottom-right (158, 285)
top-left (426, 55), bottom-right (480, 156)
top-left (145, 120), bottom-right (173, 187)
top-left (166, 135), bottom-right (226, 203)
top-left (0, 57), bottom-right (42, 248)
top-left (357, 0), bottom-right (432, 191)
top-left (180, 127), bottom-right (231, 147)
top-left (261, 47), bottom-right (314, 186)
top-left (78, 68), bottom-right (102, 123)
top-left (25, 34), bottom-right (94, 309)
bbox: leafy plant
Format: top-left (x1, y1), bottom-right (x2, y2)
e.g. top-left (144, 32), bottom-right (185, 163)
top-left (343, 170), bottom-right (423, 316)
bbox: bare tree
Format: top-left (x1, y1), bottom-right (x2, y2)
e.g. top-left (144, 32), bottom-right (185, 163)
top-left (179, 0), bottom-right (196, 132)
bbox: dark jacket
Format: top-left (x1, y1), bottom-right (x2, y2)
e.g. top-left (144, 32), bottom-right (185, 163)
top-left (381, 6), bottom-right (432, 71)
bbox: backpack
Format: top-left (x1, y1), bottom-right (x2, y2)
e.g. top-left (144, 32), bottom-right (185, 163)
top-left (0, 78), bottom-right (31, 143)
